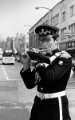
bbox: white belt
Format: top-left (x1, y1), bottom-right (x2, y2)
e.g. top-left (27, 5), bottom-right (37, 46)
top-left (37, 90), bottom-right (66, 99)
top-left (37, 90), bottom-right (66, 120)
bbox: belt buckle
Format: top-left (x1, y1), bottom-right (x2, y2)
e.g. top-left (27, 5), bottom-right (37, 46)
top-left (39, 93), bottom-right (45, 100)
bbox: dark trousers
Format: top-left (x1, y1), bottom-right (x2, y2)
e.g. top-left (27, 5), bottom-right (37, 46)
top-left (30, 95), bottom-right (71, 120)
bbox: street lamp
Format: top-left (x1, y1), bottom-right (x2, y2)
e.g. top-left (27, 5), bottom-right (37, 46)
top-left (35, 6), bottom-right (50, 11)
top-left (24, 25), bottom-right (31, 28)
top-left (35, 6), bottom-right (53, 25)
top-left (35, 6), bottom-right (50, 25)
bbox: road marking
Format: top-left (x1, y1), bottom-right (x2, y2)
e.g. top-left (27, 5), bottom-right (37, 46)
top-left (0, 65), bottom-right (21, 81)
top-left (1, 65), bottom-right (9, 80)
top-left (0, 106), bottom-right (6, 109)
top-left (0, 106), bottom-right (25, 109)
top-left (25, 105), bottom-right (32, 112)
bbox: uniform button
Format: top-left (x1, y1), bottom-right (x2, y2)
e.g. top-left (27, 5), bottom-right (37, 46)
top-left (41, 87), bottom-right (43, 90)
top-left (58, 60), bottom-right (63, 65)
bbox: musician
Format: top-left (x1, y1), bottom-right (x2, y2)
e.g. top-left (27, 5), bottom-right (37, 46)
top-left (20, 24), bottom-right (72, 120)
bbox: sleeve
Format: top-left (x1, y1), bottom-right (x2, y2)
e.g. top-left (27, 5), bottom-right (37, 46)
top-left (37, 57), bottom-right (72, 83)
top-left (46, 57), bottom-right (72, 81)
top-left (20, 68), bottom-right (37, 89)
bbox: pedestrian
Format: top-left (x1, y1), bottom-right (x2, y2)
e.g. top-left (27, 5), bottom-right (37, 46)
top-left (20, 24), bottom-right (72, 120)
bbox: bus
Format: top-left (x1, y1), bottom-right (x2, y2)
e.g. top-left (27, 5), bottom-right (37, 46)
top-left (2, 50), bottom-right (15, 64)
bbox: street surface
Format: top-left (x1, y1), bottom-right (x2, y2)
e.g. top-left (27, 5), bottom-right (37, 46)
top-left (0, 60), bottom-right (75, 120)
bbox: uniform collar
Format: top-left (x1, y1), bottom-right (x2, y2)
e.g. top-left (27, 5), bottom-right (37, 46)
top-left (52, 48), bottom-right (60, 55)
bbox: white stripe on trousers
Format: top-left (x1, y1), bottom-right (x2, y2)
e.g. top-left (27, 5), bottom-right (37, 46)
top-left (37, 90), bottom-right (66, 120)
top-left (58, 97), bottom-right (63, 120)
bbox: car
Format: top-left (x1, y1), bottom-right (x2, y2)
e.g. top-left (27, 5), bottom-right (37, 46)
top-left (2, 50), bottom-right (15, 64)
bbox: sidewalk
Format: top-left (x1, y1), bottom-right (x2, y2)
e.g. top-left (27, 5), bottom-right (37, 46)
top-left (70, 106), bottom-right (75, 120)
top-left (0, 102), bottom-right (30, 120)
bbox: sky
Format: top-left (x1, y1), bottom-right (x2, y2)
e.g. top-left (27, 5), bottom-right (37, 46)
top-left (0, 0), bottom-right (61, 39)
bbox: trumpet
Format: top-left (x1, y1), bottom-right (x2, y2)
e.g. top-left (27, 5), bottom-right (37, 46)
top-left (21, 47), bottom-right (72, 68)
top-left (26, 48), bottom-right (52, 65)
top-left (21, 48), bottom-right (52, 65)
top-left (30, 47), bottom-right (52, 54)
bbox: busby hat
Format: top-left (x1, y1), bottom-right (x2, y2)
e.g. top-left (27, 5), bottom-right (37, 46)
top-left (35, 24), bottom-right (59, 40)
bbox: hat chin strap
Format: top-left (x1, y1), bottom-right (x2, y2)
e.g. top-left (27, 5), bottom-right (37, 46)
top-left (50, 43), bottom-right (58, 51)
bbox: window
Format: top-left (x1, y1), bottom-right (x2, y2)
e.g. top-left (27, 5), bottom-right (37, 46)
top-left (68, 42), bottom-right (72, 48)
top-left (70, 5), bottom-right (74, 17)
top-left (72, 42), bottom-right (75, 47)
top-left (51, 13), bottom-right (59, 25)
top-left (61, 11), bottom-right (66, 22)
top-left (3, 50), bottom-right (13, 57)
top-left (43, 20), bottom-right (49, 25)
top-left (69, 23), bottom-right (75, 33)
top-left (61, 27), bottom-right (66, 40)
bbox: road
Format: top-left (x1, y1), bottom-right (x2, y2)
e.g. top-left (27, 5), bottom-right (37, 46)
top-left (0, 60), bottom-right (75, 120)
top-left (0, 61), bottom-right (35, 120)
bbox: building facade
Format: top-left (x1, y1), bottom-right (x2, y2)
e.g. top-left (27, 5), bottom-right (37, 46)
top-left (29, 0), bottom-right (75, 57)
top-left (14, 33), bottom-right (25, 54)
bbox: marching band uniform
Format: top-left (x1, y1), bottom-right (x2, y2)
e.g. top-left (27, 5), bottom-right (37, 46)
top-left (20, 25), bottom-right (72, 120)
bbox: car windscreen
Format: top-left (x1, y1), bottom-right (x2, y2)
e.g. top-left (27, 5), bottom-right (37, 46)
top-left (3, 52), bottom-right (13, 57)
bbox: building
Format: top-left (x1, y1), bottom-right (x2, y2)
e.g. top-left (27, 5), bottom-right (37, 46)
top-left (14, 33), bottom-right (25, 54)
top-left (29, 0), bottom-right (75, 57)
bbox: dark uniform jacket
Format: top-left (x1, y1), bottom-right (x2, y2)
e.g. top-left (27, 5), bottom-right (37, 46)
top-left (20, 49), bottom-right (72, 120)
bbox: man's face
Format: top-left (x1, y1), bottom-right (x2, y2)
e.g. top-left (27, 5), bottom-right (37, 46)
top-left (39, 35), bottom-right (56, 51)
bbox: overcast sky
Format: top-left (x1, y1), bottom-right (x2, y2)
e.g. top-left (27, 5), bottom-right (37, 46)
top-left (0, 0), bottom-right (61, 39)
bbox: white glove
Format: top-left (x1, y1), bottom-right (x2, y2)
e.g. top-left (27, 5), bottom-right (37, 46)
top-left (21, 53), bottom-right (31, 71)
top-left (60, 51), bottom-right (71, 59)
top-left (55, 52), bottom-right (62, 57)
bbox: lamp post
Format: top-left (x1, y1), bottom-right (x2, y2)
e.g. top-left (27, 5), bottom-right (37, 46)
top-left (35, 6), bottom-right (51, 26)
top-left (35, 6), bottom-right (50, 11)
top-left (35, 6), bottom-right (51, 24)
top-left (24, 25), bottom-right (31, 28)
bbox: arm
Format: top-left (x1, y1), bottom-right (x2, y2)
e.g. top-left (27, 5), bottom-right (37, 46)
top-left (20, 54), bottom-right (38, 89)
top-left (20, 68), bottom-right (37, 89)
top-left (20, 52), bottom-right (59, 88)
top-left (37, 51), bottom-right (72, 82)
top-left (46, 57), bottom-right (72, 81)
top-left (20, 51), bottom-right (61, 88)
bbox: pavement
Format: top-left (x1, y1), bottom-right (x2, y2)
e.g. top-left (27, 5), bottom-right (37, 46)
top-left (0, 102), bottom-right (30, 120)
top-left (0, 101), bottom-right (74, 120)
top-left (70, 107), bottom-right (75, 120)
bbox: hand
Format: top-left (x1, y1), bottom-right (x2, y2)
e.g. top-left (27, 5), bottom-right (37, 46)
top-left (60, 51), bottom-right (71, 59)
top-left (21, 53), bottom-right (31, 70)
top-left (55, 52), bottom-right (62, 57)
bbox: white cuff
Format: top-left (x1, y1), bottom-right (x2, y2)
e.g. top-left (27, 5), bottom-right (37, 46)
top-left (55, 52), bottom-right (61, 57)
top-left (49, 55), bottom-right (56, 63)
